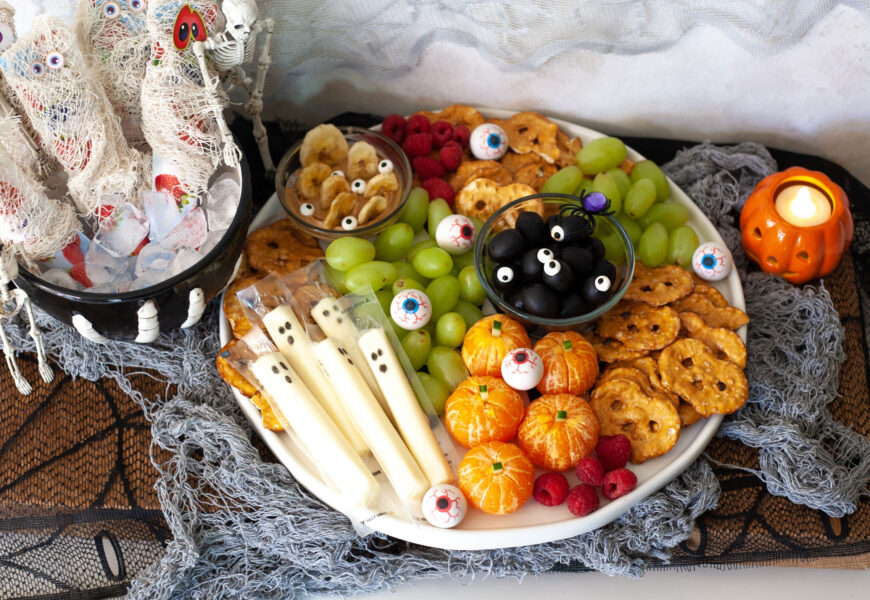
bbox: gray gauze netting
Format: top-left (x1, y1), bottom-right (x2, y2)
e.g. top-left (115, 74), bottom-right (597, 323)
top-left (4, 142), bottom-right (867, 597)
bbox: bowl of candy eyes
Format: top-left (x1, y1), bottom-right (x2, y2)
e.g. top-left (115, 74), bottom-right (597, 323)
top-left (275, 125), bottom-right (412, 240)
top-left (474, 192), bottom-right (635, 330)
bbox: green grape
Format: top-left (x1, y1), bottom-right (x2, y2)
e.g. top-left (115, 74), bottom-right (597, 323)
top-left (630, 160), bottom-right (670, 202)
top-left (427, 198), bottom-right (453, 240)
top-left (452, 249), bottom-right (476, 272)
top-left (427, 346), bottom-right (469, 391)
top-left (374, 223), bottom-right (414, 262)
top-left (667, 225), bottom-right (700, 268)
top-left (413, 247), bottom-right (454, 279)
top-left (392, 277), bottom-right (425, 296)
top-left (324, 263), bottom-right (350, 294)
top-left (453, 300), bottom-right (484, 328)
top-left (624, 178), bottom-right (657, 219)
top-left (401, 330), bottom-right (432, 371)
top-left (573, 177), bottom-right (594, 196)
top-left (426, 275), bottom-right (460, 319)
top-left (407, 239), bottom-right (437, 262)
top-left (615, 213), bottom-right (643, 247)
top-left (637, 222), bottom-right (669, 267)
top-left (576, 136), bottom-right (627, 175)
top-left (399, 187), bottom-right (429, 232)
top-left (416, 372), bottom-right (450, 415)
top-left (637, 202), bottom-right (689, 232)
top-left (435, 312), bottom-right (467, 348)
top-left (591, 171), bottom-right (622, 215)
top-left (468, 216), bottom-right (485, 232)
top-left (542, 165), bottom-right (584, 194)
top-left (392, 261), bottom-right (429, 285)
top-left (344, 260), bottom-right (398, 293)
top-left (606, 167), bottom-right (632, 198)
top-left (458, 265), bottom-right (486, 305)
top-left (375, 289), bottom-right (393, 315)
top-left (598, 230), bottom-right (625, 264)
top-left (325, 237), bottom-right (375, 271)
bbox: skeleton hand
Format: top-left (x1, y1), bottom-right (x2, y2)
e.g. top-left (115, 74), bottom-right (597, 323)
top-left (223, 139), bottom-right (243, 168)
top-left (245, 97), bottom-right (263, 116)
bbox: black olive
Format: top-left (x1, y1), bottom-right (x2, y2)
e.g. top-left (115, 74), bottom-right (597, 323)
top-left (582, 274), bottom-right (613, 306)
top-left (507, 289), bottom-right (526, 312)
top-left (586, 237), bottom-right (606, 260)
top-left (515, 211), bottom-right (549, 246)
top-left (523, 283), bottom-right (561, 318)
top-left (488, 229), bottom-right (525, 263)
top-left (520, 249), bottom-right (543, 282)
top-left (593, 258), bottom-right (617, 282)
top-left (560, 292), bottom-right (592, 317)
top-left (549, 215), bottom-right (592, 244)
top-left (559, 246), bottom-right (593, 277)
top-left (492, 263), bottom-right (518, 293)
top-left (541, 259), bottom-right (574, 292)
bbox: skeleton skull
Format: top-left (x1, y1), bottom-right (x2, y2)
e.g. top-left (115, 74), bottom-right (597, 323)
top-left (221, 0), bottom-right (258, 41)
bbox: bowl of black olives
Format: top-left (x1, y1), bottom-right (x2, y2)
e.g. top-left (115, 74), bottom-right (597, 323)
top-left (473, 192), bottom-right (635, 329)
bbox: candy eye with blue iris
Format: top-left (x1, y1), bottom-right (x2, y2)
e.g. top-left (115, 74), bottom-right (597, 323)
top-left (30, 61), bottom-right (45, 77)
top-left (128, 0), bottom-right (144, 11)
top-left (469, 123), bottom-right (509, 160)
top-left (390, 289), bottom-right (432, 330)
top-left (692, 241), bottom-right (732, 282)
top-left (103, 1), bottom-right (121, 18)
top-left (46, 52), bottom-right (64, 70)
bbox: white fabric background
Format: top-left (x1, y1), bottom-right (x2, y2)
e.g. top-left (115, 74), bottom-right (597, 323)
top-left (12, 1), bottom-right (870, 185)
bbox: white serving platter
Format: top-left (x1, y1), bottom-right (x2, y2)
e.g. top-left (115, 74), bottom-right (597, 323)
top-left (219, 109), bottom-right (746, 551)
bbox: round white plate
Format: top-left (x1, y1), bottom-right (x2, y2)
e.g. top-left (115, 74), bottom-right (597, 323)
top-left (219, 109), bottom-right (745, 551)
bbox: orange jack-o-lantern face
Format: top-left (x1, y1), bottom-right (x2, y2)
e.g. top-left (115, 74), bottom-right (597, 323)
top-left (173, 5), bottom-right (207, 50)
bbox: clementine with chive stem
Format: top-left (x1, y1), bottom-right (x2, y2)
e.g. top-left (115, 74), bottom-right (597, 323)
top-left (444, 376), bottom-right (524, 448)
top-left (461, 314), bottom-right (530, 376)
top-left (457, 441), bottom-right (534, 514)
top-left (534, 331), bottom-right (599, 395)
top-left (518, 393), bottom-right (600, 471)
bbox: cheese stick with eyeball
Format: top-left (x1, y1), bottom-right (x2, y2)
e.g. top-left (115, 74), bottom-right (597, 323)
top-left (358, 328), bottom-right (455, 487)
top-left (262, 305), bottom-right (368, 456)
top-left (251, 353), bottom-right (380, 509)
top-left (314, 338), bottom-right (429, 511)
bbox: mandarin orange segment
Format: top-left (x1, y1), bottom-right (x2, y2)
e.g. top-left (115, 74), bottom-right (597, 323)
top-left (518, 394), bottom-right (599, 471)
top-left (534, 331), bottom-right (599, 395)
top-left (444, 376), bottom-right (525, 448)
top-left (461, 315), bottom-right (531, 376)
top-left (457, 441), bottom-right (534, 515)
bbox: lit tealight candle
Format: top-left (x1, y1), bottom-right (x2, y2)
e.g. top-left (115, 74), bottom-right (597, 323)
top-left (774, 184), bottom-right (832, 227)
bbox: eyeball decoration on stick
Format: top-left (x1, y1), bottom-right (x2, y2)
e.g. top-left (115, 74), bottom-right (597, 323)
top-left (421, 483), bottom-right (467, 528)
top-left (469, 123), bottom-right (508, 160)
top-left (390, 288), bottom-right (432, 330)
top-left (501, 347), bottom-right (543, 391)
top-left (692, 241), bottom-right (732, 282)
top-left (435, 214), bottom-right (475, 255)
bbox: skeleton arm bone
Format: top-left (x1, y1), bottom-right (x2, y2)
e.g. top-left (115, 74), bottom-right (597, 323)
top-left (192, 41), bottom-right (242, 168)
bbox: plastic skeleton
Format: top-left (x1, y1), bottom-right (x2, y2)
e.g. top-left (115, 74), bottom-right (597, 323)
top-left (193, 0), bottom-right (275, 171)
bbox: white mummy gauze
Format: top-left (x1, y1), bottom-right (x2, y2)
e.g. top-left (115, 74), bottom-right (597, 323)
top-left (0, 15), bottom-right (147, 216)
top-left (74, 0), bottom-right (152, 148)
top-left (141, 1), bottom-right (228, 196)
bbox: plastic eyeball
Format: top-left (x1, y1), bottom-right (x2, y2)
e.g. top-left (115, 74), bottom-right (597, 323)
top-left (435, 214), bottom-right (475, 255)
top-left (390, 289), bottom-right (432, 330)
top-left (0, 23), bottom-right (15, 52)
top-left (30, 61), bottom-right (45, 77)
top-left (300, 203), bottom-right (315, 216)
top-left (102, 1), bottom-right (121, 18)
top-left (351, 179), bottom-right (366, 194)
top-left (378, 159), bottom-right (394, 174)
top-left (331, 170), bottom-right (345, 178)
top-left (46, 52), bottom-right (64, 70)
top-left (128, 0), bottom-right (144, 11)
top-left (341, 216), bottom-right (358, 230)
top-left (469, 123), bottom-right (509, 160)
top-left (692, 242), bottom-right (732, 282)
top-left (501, 347), bottom-right (544, 391)
top-left (421, 484), bottom-right (467, 528)
top-left (536, 248), bottom-right (554, 264)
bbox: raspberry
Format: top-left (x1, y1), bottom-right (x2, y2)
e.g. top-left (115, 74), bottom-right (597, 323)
top-left (439, 141), bottom-right (463, 171)
top-left (381, 114), bottom-right (407, 144)
top-left (566, 484), bottom-right (599, 517)
top-left (402, 133), bottom-right (433, 158)
top-left (412, 156), bottom-right (446, 180)
top-left (406, 114), bottom-right (431, 135)
top-left (532, 472), bottom-right (569, 506)
top-left (601, 468), bottom-right (637, 500)
top-left (422, 177), bottom-right (455, 206)
top-left (452, 124), bottom-right (471, 149)
top-left (575, 456), bottom-right (605, 486)
top-left (596, 434), bottom-right (631, 471)
top-left (430, 120), bottom-right (454, 149)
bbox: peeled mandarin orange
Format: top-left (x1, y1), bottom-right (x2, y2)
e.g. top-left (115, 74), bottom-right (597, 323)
top-left (444, 376), bottom-right (524, 448)
top-left (518, 394), bottom-right (600, 471)
top-left (461, 314), bottom-right (530, 376)
top-left (458, 441), bottom-right (535, 515)
top-left (534, 331), bottom-right (599, 396)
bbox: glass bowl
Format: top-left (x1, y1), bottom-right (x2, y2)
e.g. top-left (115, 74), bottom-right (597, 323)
top-left (275, 126), bottom-right (412, 240)
top-left (473, 193), bottom-right (635, 330)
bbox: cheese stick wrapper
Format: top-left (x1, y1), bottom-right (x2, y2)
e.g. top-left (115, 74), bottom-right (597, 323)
top-left (262, 305), bottom-right (369, 457)
top-left (315, 338), bottom-right (429, 512)
top-left (358, 328), bottom-right (455, 487)
top-left (251, 353), bottom-right (380, 510)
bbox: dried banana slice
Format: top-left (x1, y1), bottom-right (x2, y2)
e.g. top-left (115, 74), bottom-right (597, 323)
top-left (347, 141), bottom-right (379, 180)
top-left (364, 172), bottom-right (399, 198)
top-left (359, 195), bottom-right (388, 225)
top-left (296, 162), bottom-right (332, 199)
top-left (320, 173), bottom-right (351, 210)
top-left (324, 192), bottom-right (356, 229)
top-left (300, 124), bottom-right (349, 167)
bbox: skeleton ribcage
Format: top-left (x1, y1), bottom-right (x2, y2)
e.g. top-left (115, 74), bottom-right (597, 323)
top-left (211, 37), bottom-right (256, 72)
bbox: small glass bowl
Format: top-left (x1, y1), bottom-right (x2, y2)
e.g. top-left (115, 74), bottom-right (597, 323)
top-left (473, 193), bottom-right (635, 330)
top-left (275, 126), bottom-right (412, 240)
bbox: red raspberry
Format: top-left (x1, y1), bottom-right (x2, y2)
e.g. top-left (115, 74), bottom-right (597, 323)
top-left (532, 472), bottom-right (569, 506)
top-left (439, 141), bottom-right (463, 171)
top-left (406, 114), bottom-right (431, 135)
top-left (596, 434), bottom-right (631, 471)
top-left (412, 156), bottom-right (446, 180)
top-left (422, 177), bottom-right (455, 206)
top-left (566, 484), bottom-right (599, 517)
top-left (430, 120), bottom-right (454, 149)
top-left (601, 468), bottom-right (637, 500)
top-left (452, 124), bottom-right (471, 149)
top-left (381, 114), bottom-right (407, 145)
top-left (402, 133), bottom-right (433, 158)
top-left (575, 456), bottom-right (605, 487)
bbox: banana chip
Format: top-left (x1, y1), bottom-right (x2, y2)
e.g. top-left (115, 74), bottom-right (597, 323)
top-left (300, 124), bottom-right (349, 167)
top-left (296, 162), bottom-right (332, 199)
top-left (324, 192), bottom-right (356, 229)
top-left (364, 172), bottom-right (399, 198)
top-left (320, 173), bottom-right (351, 209)
top-left (347, 141), bottom-right (379, 180)
top-left (359, 195), bottom-right (388, 225)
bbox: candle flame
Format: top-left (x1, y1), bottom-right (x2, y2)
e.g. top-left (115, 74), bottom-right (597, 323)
top-left (789, 187), bottom-right (817, 219)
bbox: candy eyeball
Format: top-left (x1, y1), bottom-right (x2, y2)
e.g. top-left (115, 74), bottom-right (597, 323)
top-left (493, 265), bottom-right (516, 293)
top-left (341, 216), bottom-right (358, 230)
top-left (692, 242), bottom-right (732, 282)
top-left (435, 214), bottom-right (475, 255)
top-left (351, 179), bottom-right (366, 194)
top-left (45, 52), bottom-right (64, 70)
top-left (378, 159), bottom-right (394, 174)
top-left (128, 0), bottom-right (144, 11)
top-left (390, 289), bottom-right (432, 330)
top-left (501, 348), bottom-right (544, 391)
top-left (469, 123), bottom-right (509, 160)
top-left (536, 248), bottom-right (554, 264)
top-left (331, 169), bottom-right (345, 178)
top-left (421, 484), bottom-right (467, 528)
top-left (543, 260), bottom-right (561, 277)
top-left (30, 61), bottom-right (45, 77)
top-left (102, 1), bottom-right (120, 18)
top-left (300, 202), bottom-right (315, 216)
top-left (594, 274), bottom-right (612, 292)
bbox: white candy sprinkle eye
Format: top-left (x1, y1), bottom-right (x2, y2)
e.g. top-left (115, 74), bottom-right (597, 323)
top-left (341, 216), bottom-right (358, 230)
top-left (378, 159), bottom-right (394, 174)
top-left (536, 248), bottom-right (554, 263)
top-left (543, 260), bottom-right (561, 277)
top-left (300, 203), bottom-right (314, 216)
top-left (351, 179), bottom-right (366, 193)
top-left (103, 1), bottom-right (120, 18)
top-left (550, 225), bottom-right (565, 241)
top-left (496, 266), bottom-right (514, 283)
top-left (30, 61), bottom-right (45, 77)
top-left (128, 0), bottom-right (144, 11)
top-left (46, 52), bottom-right (64, 70)
top-left (594, 275), bottom-right (611, 292)
top-left (331, 170), bottom-right (345, 178)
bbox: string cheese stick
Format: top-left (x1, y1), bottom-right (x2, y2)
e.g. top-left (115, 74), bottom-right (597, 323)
top-left (315, 338), bottom-right (429, 511)
top-left (251, 353), bottom-right (380, 510)
top-left (358, 328), bottom-right (455, 487)
top-left (262, 305), bottom-right (368, 456)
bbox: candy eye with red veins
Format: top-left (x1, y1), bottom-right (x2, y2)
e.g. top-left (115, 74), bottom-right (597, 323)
top-left (435, 214), bottom-right (475, 255)
top-left (173, 5), bottom-right (208, 50)
top-left (46, 52), bottom-right (64, 70)
top-left (692, 242), bottom-right (732, 282)
top-left (103, 1), bottom-right (121, 19)
top-left (421, 484), bottom-right (467, 528)
top-left (501, 347), bottom-right (544, 391)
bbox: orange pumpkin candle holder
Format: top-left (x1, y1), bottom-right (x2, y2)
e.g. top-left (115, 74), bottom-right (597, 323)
top-left (740, 167), bottom-right (853, 284)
